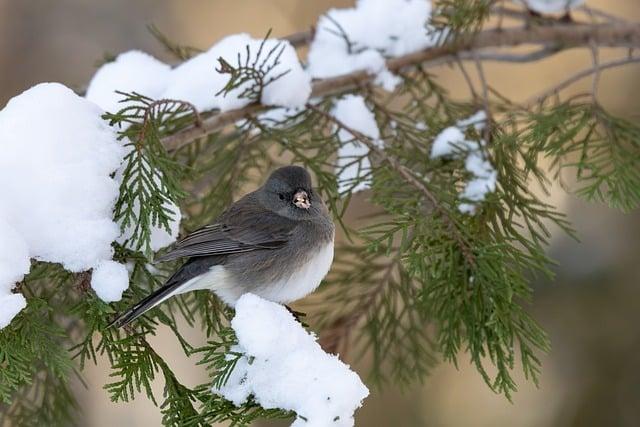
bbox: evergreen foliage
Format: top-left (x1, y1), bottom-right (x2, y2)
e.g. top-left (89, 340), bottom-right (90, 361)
top-left (2, 2), bottom-right (639, 426)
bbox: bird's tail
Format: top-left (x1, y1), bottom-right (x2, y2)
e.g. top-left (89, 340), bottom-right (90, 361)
top-left (107, 258), bottom-right (223, 329)
top-left (107, 278), bottom-right (183, 329)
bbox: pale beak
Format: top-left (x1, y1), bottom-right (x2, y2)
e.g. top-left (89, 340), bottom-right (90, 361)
top-left (293, 190), bottom-right (311, 209)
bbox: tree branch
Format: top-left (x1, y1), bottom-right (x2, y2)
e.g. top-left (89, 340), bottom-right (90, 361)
top-left (524, 55), bottom-right (640, 107)
top-left (162, 22), bottom-right (640, 151)
top-left (305, 103), bottom-right (476, 266)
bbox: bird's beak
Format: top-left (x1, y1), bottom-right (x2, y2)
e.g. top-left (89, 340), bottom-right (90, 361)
top-left (293, 190), bottom-right (311, 209)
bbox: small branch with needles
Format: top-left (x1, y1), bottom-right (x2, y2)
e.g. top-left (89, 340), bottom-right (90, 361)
top-left (161, 20), bottom-right (640, 151)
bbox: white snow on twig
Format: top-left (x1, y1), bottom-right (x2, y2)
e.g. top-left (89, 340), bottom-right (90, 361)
top-left (88, 35), bottom-right (311, 114)
top-left (0, 83), bottom-right (130, 328)
top-left (331, 95), bottom-right (382, 194)
top-left (430, 111), bottom-right (496, 214)
top-left (516, 0), bottom-right (584, 14)
top-left (86, 51), bottom-right (172, 115)
top-left (308, 0), bottom-right (438, 91)
top-left (214, 294), bottom-right (369, 427)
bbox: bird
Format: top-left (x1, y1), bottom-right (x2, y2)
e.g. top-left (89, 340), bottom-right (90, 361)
top-left (109, 166), bottom-right (335, 328)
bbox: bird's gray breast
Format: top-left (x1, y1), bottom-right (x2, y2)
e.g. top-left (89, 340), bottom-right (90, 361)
top-left (223, 217), bottom-right (335, 302)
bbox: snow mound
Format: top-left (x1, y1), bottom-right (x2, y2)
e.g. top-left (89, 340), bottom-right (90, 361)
top-left (91, 260), bottom-right (130, 303)
top-left (517, 0), bottom-right (584, 14)
top-left (308, 0), bottom-right (437, 91)
top-left (86, 50), bottom-right (172, 114)
top-left (164, 33), bottom-right (311, 112)
top-left (0, 83), bottom-right (129, 328)
top-left (214, 293), bottom-right (369, 427)
top-left (332, 95), bottom-right (382, 193)
top-left (430, 111), bottom-right (496, 214)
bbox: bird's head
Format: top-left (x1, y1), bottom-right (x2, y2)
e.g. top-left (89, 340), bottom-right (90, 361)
top-left (261, 166), bottom-right (324, 219)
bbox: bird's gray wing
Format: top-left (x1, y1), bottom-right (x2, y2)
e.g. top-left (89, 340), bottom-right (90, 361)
top-left (154, 195), bottom-right (297, 262)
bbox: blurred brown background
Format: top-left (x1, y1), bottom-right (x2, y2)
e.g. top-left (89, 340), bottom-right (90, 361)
top-left (1, 0), bottom-right (639, 426)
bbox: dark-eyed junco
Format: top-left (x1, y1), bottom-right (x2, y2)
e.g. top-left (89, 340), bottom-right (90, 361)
top-left (109, 166), bottom-right (335, 328)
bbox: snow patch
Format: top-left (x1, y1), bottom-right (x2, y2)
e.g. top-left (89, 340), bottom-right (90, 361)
top-left (308, 0), bottom-right (438, 91)
top-left (430, 111), bottom-right (496, 214)
top-left (91, 260), bottom-right (130, 303)
top-left (0, 218), bottom-right (30, 329)
top-left (213, 294), bottom-right (369, 427)
top-left (86, 50), bottom-right (172, 114)
top-left (0, 83), bottom-right (127, 328)
top-left (163, 34), bottom-right (310, 112)
top-left (87, 35), bottom-right (310, 114)
top-left (331, 95), bottom-right (382, 193)
top-left (517, 0), bottom-right (584, 14)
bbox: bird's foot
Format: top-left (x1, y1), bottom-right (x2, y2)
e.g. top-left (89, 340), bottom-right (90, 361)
top-left (285, 305), bottom-right (309, 327)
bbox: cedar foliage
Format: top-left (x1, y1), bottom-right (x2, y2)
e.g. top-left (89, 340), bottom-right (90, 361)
top-left (1, 2), bottom-right (640, 426)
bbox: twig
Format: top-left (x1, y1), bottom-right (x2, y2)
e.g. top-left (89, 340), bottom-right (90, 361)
top-left (578, 5), bottom-right (630, 25)
top-left (319, 254), bottom-right (404, 356)
top-left (162, 22), bottom-right (640, 151)
top-left (590, 41), bottom-right (600, 102)
top-left (473, 52), bottom-right (491, 142)
top-left (305, 103), bottom-right (476, 266)
top-left (525, 55), bottom-right (640, 107)
top-left (455, 56), bottom-right (478, 99)
top-left (464, 46), bottom-right (561, 62)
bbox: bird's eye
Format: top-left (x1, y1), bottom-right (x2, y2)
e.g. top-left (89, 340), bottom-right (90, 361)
top-left (278, 193), bottom-right (286, 201)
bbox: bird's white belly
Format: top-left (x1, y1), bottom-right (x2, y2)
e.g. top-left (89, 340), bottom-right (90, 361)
top-left (257, 242), bottom-right (335, 303)
top-left (211, 242), bottom-right (335, 306)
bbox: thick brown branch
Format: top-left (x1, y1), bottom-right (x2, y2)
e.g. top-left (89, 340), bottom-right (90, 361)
top-left (162, 22), bottom-right (640, 151)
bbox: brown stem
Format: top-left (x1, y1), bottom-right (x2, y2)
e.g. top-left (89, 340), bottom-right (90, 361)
top-left (524, 55), bottom-right (640, 107)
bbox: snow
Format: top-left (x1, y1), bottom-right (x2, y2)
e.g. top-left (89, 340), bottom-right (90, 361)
top-left (308, 0), bottom-right (437, 91)
top-left (430, 111), bottom-right (496, 214)
top-left (213, 294), bottom-right (369, 427)
top-left (456, 110), bottom-right (487, 132)
top-left (163, 34), bottom-right (310, 112)
top-left (517, 0), bottom-right (584, 14)
top-left (431, 127), bottom-right (467, 158)
top-left (0, 83), bottom-right (127, 328)
top-left (87, 35), bottom-right (310, 115)
top-left (0, 218), bottom-right (30, 329)
top-left (91, 260), bottom-right (130, 303)
top-left (331, 95), bottom-right (381, 193)
top-left (86, 50), bottom-right (172, 114)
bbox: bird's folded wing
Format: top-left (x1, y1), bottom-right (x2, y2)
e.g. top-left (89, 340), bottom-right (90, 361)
top-left (154, 202), bottom-right (297, 262)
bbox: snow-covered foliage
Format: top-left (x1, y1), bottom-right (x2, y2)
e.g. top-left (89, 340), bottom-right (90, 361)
top-left (114, 154), bottom-right (182, 253)
top-left (88, 35), bottom-right (311, 114)
top-left (517, 0), bottom-right (584, 14)
top-left (0, 83), bottom-right (128, 327)
top-left (91, 260), bottom-right (131, 303)
top-left (430, 111), bottom-right (496, 214)
top-left (331, 95), bottom-right (382, 193)
top-left (86, 50), bottom-right (172, 114)
top-left (214, 294), bottom-right (369, 427)
top-left (308, 0), bottom-right (437, 91)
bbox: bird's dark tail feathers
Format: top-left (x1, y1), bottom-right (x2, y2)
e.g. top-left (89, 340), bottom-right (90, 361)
top-left (108, 257), bottom-right (219, 329)
top-left (107, 277), bottom-right (183, 329)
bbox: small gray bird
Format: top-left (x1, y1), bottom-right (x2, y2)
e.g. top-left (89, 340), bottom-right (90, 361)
top-left (110, 166), bottom-right (335, 328)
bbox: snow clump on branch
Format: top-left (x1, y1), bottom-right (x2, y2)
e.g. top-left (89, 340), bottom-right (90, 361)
top-left (308, 0), bottom-right (438, 91)
top-left (0, 83), bottom-right (129, 328)
top-left (430, 111), bottom-right (497, 214)
top-left (214, 293), bottom-right (369, 427)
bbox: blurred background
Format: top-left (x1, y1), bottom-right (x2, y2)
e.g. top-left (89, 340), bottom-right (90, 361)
top-left (1, 0), bottom-right (639, 426)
